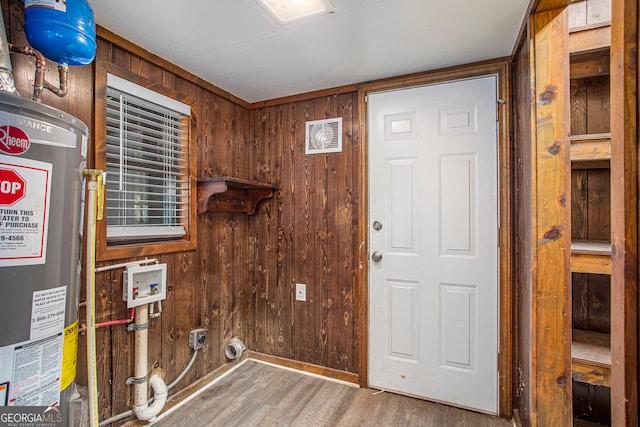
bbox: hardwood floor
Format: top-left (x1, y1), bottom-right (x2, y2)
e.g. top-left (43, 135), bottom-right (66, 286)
top-left (151, 360), bottom-right (513, 427)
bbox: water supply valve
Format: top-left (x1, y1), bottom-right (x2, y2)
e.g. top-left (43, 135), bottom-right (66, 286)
top-left (122, 263), bottom-right (167, 308)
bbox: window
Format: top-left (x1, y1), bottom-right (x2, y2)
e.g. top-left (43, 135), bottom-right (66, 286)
top-left (96, 64), bottom-right (196, 260)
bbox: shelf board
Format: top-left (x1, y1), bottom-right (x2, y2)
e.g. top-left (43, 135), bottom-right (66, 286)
top-left (572, 329), bottom-right (611, 387)
top-left (570, 52), bottom-right (610, 79)
top-left (569, 23), bottom-right (610, 54)
top-left (571, 240), bottom-right (612, 274)
top-left (570, 133), bottom-right (611, 163)
top-left (197, 177), bottom-right (277, 215)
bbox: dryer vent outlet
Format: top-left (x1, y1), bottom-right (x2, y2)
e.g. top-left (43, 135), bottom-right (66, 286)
top-left (189, 328), bottom-right (208, 350)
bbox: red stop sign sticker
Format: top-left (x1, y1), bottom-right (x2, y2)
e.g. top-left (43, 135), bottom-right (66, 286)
top-left (0, 168), bottom-right (26, 206)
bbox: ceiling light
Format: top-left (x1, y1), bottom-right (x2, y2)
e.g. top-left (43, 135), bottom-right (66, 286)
top-left (257, 0), bottom-right (335, 24)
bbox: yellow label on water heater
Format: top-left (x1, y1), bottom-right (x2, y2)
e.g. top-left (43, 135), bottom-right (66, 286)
top-left (60, 320), bottom-right (79, 391)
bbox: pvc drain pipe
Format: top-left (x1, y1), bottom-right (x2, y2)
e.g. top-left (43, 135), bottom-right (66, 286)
top-left (225, 337), bottom-right (245, 360)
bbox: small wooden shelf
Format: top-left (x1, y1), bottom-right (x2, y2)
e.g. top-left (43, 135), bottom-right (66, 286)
top-left (571, 240), bottom-right (612, 275)
top-left (570, 133), bottom-right (611, 164)
top-left (197, 177), bottom-right (276, 215)
top-left (572, 329), bottom-right (611, 387)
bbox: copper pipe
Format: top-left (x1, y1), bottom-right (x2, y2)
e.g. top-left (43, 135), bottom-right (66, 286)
top-left (8, 44), bottom-right (68, 101)
top-left (43, 63), bottom-right (68, 97)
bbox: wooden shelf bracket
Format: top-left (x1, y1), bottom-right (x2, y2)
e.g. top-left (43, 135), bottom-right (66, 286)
top-left (197, 177), bottom-right (277, 215)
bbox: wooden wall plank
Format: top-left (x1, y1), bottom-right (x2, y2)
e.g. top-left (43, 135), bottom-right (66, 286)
top-left (527, 7), bottom-right (573, 426)
top-left (586, 76), bottom-right (611, 134)
top-left (279, 102), bottom-right (296, 361)
top-left (571, 78), bottom-right (588, 135)
top-left (512, 25), bottom-right (534, 425)
top-left (610, 0), bottom-right (639, 424)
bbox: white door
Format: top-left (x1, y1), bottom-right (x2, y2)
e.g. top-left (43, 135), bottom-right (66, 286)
top-left (368, 76), bottom-right (498, 413)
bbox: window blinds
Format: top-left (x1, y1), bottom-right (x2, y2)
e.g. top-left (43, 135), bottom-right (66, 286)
top-left (105, 74), bottom-right (190, 242)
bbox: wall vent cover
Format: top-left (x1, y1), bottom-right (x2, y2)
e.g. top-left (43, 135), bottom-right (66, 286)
top-left (305, 117), bottom-right (342, 154)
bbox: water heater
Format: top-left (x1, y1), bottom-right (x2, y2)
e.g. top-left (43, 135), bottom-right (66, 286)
top-left (0, 90), bottom-right (87, 411)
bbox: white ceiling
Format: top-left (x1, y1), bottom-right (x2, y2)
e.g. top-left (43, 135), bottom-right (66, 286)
top-left (87, 0), bottom-right (530, 103)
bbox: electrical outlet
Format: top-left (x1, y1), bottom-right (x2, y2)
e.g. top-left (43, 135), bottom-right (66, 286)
top-left (296, 283), bottom-right (306, 301)
top-left (189, 328), bottom-right (208, 350)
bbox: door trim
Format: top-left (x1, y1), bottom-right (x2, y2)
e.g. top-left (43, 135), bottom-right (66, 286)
top-left (355, 58), bottom-right (513, 418)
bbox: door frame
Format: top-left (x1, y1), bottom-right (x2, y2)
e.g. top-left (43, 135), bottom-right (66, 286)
top-left (355, 58), bottom-right (513, 418)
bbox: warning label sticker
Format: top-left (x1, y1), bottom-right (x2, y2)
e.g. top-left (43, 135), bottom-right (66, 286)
top-left (0, 155), bottom-right (52, 267)
top-left (60, 321), bottom-right (78, 391)
top-left (30, 286), bottom-right (66, 342)
top-left (24, 0), bottom-right (66, 12)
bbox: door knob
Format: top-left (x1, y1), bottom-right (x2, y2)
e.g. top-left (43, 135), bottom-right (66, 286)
top-left (372, 220), bottom-right (383, 231)
top-left (371, 251), bottom-right (383, 262)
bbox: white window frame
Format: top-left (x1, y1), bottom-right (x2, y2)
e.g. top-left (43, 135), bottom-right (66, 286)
top-left (105, 73), bottom-right (191, 243)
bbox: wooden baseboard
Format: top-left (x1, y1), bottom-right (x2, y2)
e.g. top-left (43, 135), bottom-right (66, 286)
top-left (248, 351), bottom-right (360, 385)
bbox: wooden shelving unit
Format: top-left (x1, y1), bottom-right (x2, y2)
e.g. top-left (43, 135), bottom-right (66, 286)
top-left (197, 177), bottom-right (276, 215)
top-left (569, 1), bottom-right (612, 424)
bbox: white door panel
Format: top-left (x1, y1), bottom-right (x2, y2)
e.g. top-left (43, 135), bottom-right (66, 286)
top-left (368, 76), bottom-right (498, 413)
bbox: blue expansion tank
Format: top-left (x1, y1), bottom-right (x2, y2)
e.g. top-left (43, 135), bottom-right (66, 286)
top-left (24, 0), bottom-right (96, 66)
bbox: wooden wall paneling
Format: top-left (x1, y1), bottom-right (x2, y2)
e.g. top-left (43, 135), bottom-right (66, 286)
top-left (160, 253), bottom-right (178, 395)
top-left (181, 250), bottom-right (200, 387)
top-left (587, 168), bottom-right (611, 239)
top-left (170, 69), bottom-right (200, 394)
top-left (530, 8), bottom-right (572, 426)
top-left (197, 211), bottom-right (217, 373)
top-left (572, 169), bottom-right (589, 238)
top-left (220, 102), bottom-right (234, 359)
top-left (573, 381), bottom-right (612, 424)
top-left (195, 88), bottom-right (214, 377)
top-left (333, 92), bottom-right (356, 372)
top-left (571, 78), bottom-right (588, 135)
top-left (273, 104), bottom-right (290, 361)
top-left (571, 168), bottom-right (611, 240)
top-left (610, 0), bottom-right (639, 423)
top-left (312, 96), bottom-right (333, 367)
top-left (207, 207), bottom-right (222, 367)
top-left (254, 106), bottom-right (281, 357)
top-left (512, 24), bottom-right (534, 425)
top-left (267, 104), bottom-right (286, 359)
top-left (278, 102), bottom-right (295, 361)
top-left (108, 260), bottom-right (134, 418)
top-left (347, 92), bottom-right (360, 374)
top-left (586, 76), bottom-right (611, 134)
top-left (295, 100), bottom-right (314, 364)
top-left (239, 106), bottom-right (256, 349)
top-left (572, 273), bottom-right (612, 335)
top-left (251, 109), bottom-right (266, 354)
top-left (587, 273), bottom-right (611, 332)
top-left (219, 214), bottom-right (233, 362)
top-left (95, 270), bottom-right (115, 420)
top-left (573, 272), bottom-right (590, 330)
